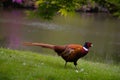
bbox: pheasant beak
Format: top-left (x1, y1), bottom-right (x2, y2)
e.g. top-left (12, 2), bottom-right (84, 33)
top-left (91, 44), bottom-right (93, 47)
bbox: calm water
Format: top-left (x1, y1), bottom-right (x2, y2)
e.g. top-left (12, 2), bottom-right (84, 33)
top-left (0, 9), bottom-right (120, 64)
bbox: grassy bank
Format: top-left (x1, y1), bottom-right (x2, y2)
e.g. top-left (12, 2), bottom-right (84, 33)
top-left (0, 48), bottom-right (120, 80)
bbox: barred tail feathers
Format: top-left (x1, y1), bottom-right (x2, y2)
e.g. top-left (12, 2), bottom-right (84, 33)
top-left (23, 42), bottom-right (55, 49)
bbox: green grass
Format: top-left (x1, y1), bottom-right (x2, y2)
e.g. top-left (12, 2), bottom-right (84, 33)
top-left (0, 48), bottom-right (120, 80)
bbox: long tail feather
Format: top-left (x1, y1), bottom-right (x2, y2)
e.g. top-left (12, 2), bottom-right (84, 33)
top-left (23, 42), bottom-right (55, 49)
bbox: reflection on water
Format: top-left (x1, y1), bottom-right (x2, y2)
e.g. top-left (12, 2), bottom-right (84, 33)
top-left (0, 10), bottom-right (120, 64)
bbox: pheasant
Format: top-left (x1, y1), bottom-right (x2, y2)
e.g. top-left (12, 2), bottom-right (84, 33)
top-left (23, 42), bottom-right (92, 68)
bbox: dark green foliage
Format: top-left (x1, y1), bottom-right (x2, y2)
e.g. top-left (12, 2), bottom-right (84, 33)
top-left (36, 1), bottom-right (60, 19)
top-left (93, 0), bottom-right (120, 17)
top-left (31, 0), bottom-right (120, 19)
top-left (34, 0), bottom-right (81, 19)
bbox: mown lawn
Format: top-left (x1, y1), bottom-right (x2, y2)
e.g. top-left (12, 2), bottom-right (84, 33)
top-left (0, 48), bottom-right (120, 80)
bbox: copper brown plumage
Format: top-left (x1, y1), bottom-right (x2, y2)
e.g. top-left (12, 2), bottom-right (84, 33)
top-left (23, 42), bottom-right (92, 68)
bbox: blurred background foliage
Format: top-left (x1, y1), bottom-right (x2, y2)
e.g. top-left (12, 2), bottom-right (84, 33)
top-left (34, 0), bottom-right (120, 19)
top-left (0, 0), bottom-right (120, 19)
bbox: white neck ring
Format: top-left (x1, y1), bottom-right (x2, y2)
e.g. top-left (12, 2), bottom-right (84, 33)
top-left (83, 47), bottom-right (88, 51)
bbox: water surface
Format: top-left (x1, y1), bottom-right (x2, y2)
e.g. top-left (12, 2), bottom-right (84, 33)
top-left (0, 9), bottom-right (120, 64)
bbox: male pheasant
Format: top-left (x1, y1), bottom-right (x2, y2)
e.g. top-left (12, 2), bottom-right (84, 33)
top-left (23, 42), bottom-right (92, 67)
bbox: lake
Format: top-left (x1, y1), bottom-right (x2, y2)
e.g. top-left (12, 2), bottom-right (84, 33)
top-left (0, 9), bottom-right (120, 65)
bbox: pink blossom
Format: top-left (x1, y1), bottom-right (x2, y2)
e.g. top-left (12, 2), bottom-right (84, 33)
top-left (12, 0), bottom-right (22, 3)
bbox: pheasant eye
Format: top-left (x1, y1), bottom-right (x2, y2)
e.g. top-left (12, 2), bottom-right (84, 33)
top-left (88, 44), bottom-right (91, 47)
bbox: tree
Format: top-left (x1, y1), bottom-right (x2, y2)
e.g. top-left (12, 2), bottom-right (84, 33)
top-left (29, 0), bottom-right (120, 19)
top-left (31, 0), bottom-right (86, 19)
top-left (93, 0), bottom-right (120, 17)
